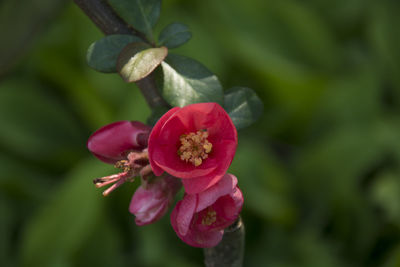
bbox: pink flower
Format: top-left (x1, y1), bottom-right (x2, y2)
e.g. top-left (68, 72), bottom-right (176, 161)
top-left (87, 121), bottom-right (151, 164)
top-left (130, 175), bottom-right (181, 226)
top-left (170, 173), bottom-right (243, 247)
top-left (148, 103), bottom-right (238, 194)
top-left (87, 121), bottom-right (153, 196)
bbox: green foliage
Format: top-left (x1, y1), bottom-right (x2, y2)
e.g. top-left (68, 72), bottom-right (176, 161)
top-left (160, 54), bottom-right (223, 107)
top-left (107, 0), bottom-right (161, 40)
top-left (87, 34), bottom-right (142, 73)
top-left (158, 22), bottom-right (192, 48)
top-left (0, 0), bottom-right (66, 75)
top-left (370, 171), bottom-right (400, 226)
top-left (0, 79), bottom-right (83, 165)
top-left (117, 43), bottom-right (168, 82)
top-left (20, 158), bottom-right (108, 267)
top-left (224, 87), bottom-right (263, 130)
top-left (230, 139), bottom-right (295, 225)
top-left (3, 0), bottom-right (400, 266)
top-left (0, 196), bottom-right (14, 267)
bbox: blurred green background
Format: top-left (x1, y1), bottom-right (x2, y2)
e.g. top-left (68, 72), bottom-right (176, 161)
top-left (2, 0), bottom-right (400, 266)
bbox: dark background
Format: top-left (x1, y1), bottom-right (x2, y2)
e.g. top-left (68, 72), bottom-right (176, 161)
top-left (2, 0), bottom-right (400, 266)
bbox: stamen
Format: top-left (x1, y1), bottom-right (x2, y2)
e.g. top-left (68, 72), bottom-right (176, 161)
top-left (93, 150), bottom-right (152, 196)
top-left (178, 130), bottom-right (212, 166)
top-left (102, 178), bottom-right (127, 196)
top-left (93, 172), bottom-right (130, 188)
top-left (202, 208), bottom-right (217, 226)
top-left (93, 173), bottom-right (122, 185)
top-left (114, 160), bottom-right (130, 172)
top-left (94, 177), bottom-right (119, 188)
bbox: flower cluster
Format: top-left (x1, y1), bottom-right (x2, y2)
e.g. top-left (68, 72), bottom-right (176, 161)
top-left (88, 103), bottom-right (243, 247)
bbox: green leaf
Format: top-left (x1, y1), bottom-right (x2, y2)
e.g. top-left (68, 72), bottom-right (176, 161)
top-left (158, 22), bottom-right (192, 49)
top-left (160, 54), bottom-right (223, 107)
top-left (20, 158), bottom-right (109, 267)
top-left (224, 87), bottom-right (263, 129)
top-left (117, 42), bottom-right (168, 82)
top-left (108, 0), bottom-right (161, 40)
top-left (86, 34), bottom-right (142, 73)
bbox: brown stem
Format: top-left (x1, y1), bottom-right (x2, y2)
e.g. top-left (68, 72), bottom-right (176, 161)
top-left (135, 72), bottom-right (168, 109)
top-left (74, 0), bottom-right (138, 36)
top-left (204, 217), bottom-right (245, 267)
top-left (73, 0), bottom-right (168, 109)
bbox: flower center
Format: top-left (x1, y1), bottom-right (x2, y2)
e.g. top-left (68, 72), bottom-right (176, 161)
top-left (178, 130), bottom-right (212, 166)
top-left (202, 208), bottom-right (217, 226)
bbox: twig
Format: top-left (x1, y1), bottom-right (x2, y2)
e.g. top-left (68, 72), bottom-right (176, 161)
top-left (135, 72), bottom-right (168, 109)
top-left (204, 217), bottom-right (245, 267)
top-left (74, 0), bottom-right (139, 36)
top-left (73, 0), bottom-right (168, 109)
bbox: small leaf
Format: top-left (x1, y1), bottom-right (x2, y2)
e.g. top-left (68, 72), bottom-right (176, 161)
top-left (224, 87), bottom-right (263, 129)
top-left (108, 0), bottom-right (161, 40)
top-left (86, 34), bottom-right (142, 73)
top-left (160, 54), bottom-right (223, 107)
top-left (158, 23), bottom-right (192, 49)
top-left (117, 43), bottom-right (168, 82)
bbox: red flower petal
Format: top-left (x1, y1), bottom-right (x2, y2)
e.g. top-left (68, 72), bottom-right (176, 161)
top-left (148, 107), bottom-right (180, 175)
top-left (173, 194), bottom-right (197, 236)
top-left (88, 121), bottom-right (151, 164)
top-left (170, 173), bottom-right (243, 247)
top-left (148, 103), bottom-right (238, 194)
top-left (179, 226), bottom-right (224, 248)
top-left (181, 172), bottom-right (223, 195)
top-left (195, 173), bottom-right (238, 211)
top-left (170, 195), bottom-right (224, 248)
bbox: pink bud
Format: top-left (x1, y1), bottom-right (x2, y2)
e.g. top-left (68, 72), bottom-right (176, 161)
top-left (129, 176), bottom-right (181, 226)
top-left (87, 121), bottom-right (151, 164)
top-left (170, 173), bottom-right (243, 247)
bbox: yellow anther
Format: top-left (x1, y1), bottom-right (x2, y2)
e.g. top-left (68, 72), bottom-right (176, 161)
top-left (203, 143), bottom-right (212, 153)
top-left (114, 160), bottom-right (130, 172)
top-left (202, 208), bottom-right (217, 226)
top-left (178, 130), bottom-right (212, 166)
top-left (194, 158), bottom-right (202, 166)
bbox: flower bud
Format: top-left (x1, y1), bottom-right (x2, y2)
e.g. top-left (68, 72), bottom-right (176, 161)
top-left (130, 176), bottom-right (181, 226)
top-left (87, 121), bottom-right (151, 164)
